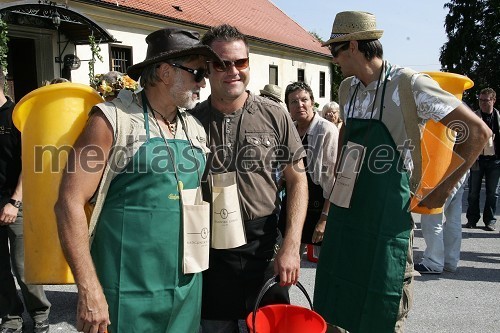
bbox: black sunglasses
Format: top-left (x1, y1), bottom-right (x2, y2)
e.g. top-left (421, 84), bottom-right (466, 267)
top-left (329, 42), bottom-right (350, 58)
top-left (208, 58), bottom-right (250, 72)
top-left (169, 63), bottom-right (206, 83)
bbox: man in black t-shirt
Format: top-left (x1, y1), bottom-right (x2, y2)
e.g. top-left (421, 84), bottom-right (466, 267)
top-left (466, 87), bottom-right (500, 231)
top-left (0, 69), bottom-right (51, 333)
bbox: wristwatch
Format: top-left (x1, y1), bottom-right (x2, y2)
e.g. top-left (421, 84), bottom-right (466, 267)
top-left (8, 199), bottom-right (22, 208)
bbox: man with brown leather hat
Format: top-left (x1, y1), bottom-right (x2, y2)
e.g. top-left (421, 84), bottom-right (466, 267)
top-left (56, 27), bottom-right (222, 333)
top-left (313, 11), bottom-right (490, 333)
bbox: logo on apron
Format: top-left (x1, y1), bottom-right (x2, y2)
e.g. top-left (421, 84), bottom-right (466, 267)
top-left (211, 171), bottom-right (247, 249)
top-left (330, 141), bottom-right (366, 208)
top-left (181, 186), bottom-right (210, 274)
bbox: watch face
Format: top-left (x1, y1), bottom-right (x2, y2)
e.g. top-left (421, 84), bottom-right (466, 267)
top-left (9, 199), bottom-right (21, 208)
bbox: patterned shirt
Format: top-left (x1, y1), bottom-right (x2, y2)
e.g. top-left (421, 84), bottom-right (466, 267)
top-left (340, 62), bottom-right (462, 170)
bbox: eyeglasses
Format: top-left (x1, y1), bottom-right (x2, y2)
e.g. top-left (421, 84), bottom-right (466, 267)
top-left (479, 98), bottom-right (493, 102)
top-left (285, 81), bottom-right (311, 93)
top-left (208, 58), bottom-right (249, 72)
top-left (285, 82), bottom-right (312, 97)
top-left (329, 42), bottom-right (350, 58)
top-left (169, 63), bottom-right (206, 83)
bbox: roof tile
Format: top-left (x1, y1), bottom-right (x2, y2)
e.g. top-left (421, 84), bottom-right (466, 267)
top-left (98, 0), bottom-right (330, 56)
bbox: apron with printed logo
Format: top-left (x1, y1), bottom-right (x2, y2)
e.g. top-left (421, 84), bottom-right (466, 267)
top-left (91, 103), bottom-right (205, 333)
top-left (315, 68), bottom-right (412, 332)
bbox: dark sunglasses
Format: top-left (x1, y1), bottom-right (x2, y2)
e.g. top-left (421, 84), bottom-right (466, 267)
top-left (209, 58), bottom-right (249, 72)
top-left (169, 63), bottom-right (206, 83)
top-left (330, 42), bottom-right (350, 58)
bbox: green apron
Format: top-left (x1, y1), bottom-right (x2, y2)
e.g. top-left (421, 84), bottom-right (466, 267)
top-left (314, 76), bottom-right (412, 332)
top-left (91, 103), bottom-right (205, 333)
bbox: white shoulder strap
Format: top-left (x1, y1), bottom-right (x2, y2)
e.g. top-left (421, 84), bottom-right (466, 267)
top-left (88, 100), bottom-right (132, 245)
top-left (338, 76), bottom-right (354, 108)
top-left (398, 68), bottom-right (422, 194)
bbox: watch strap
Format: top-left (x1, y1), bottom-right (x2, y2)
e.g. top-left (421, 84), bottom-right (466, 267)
top-left (8, 199), bottom-right (22, 208)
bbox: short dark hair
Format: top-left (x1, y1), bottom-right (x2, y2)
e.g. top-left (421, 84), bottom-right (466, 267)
top-left (357, 39), bottom-right (383, 61)
top-left (480, 87), bottom-right (496, 99)
top-left (140, 54), bottom-right (202, 88)
top-left (284, 81), bottom-right (315, 107)
top-left (202, 24), bottom-right (249, 52)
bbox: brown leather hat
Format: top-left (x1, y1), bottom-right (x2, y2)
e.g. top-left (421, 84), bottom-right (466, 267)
top-left (127, 27), bottom-right (223, 80)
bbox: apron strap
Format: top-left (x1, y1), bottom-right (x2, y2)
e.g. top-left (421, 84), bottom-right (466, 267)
top-left (89, 101), bottom-right (132, 245)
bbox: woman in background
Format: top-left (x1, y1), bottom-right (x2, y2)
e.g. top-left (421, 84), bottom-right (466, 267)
top-left (322, 101), bottom-right (342, 129)
top-left (279, 82), bottom-right (339, 257)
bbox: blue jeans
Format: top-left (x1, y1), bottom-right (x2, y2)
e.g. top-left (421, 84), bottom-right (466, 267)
top-left (466, 159), bottom-right (500, 227)
top-left (0, 197), bottom-right (51, 329)
top-left (420, 174), bottom-right (466, 272)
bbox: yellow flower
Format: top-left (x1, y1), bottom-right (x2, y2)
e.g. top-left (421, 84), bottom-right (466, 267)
top-left (92, 72), bottom-right (138, 98)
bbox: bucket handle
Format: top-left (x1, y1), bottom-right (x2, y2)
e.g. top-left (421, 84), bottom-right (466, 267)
top-left (251, 275), bottom-right (313, 333)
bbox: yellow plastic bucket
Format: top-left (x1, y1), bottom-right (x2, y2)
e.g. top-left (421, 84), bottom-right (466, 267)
top-left (410, 72), bottom-right (473, 214)
top-left (13, 82), bottom-right (103, 284)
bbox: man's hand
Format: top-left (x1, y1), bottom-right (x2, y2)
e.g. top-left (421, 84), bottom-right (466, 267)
top-left (312, 218), bottom-right (327, 244)
top-left (416, 186), bottom-right (451, 210)
top-left (0, 203), bottom-right (18, 226)
top-left (274, 243), bottom-right (300, 286)
top-left (76, 287), bottom-right (110, 333)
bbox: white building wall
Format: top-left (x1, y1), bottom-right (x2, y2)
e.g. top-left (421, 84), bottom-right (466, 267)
top-left (67, 5), bottom-right (332, 108)
top-left (248, 49), bottom-right (331, 108)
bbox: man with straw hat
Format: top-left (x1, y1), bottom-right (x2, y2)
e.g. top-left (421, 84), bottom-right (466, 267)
top-left (314, 11), bottom-right (490, 333)
top-left (56, 27), bottom-right (222, 333)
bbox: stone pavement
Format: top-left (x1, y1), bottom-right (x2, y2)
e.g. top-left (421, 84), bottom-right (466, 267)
top-left (13, 191), bottom-right (500, 332)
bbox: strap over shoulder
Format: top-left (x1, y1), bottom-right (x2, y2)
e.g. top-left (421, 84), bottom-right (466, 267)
top-left (88, 100), bottom-right (132, 245)
top-left (398, 68), bottom-right (422, 194)
top-left (338, 76), bottom-right (355, 109)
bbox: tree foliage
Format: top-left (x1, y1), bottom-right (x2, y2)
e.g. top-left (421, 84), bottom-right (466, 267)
top-left (309, 31), bottom-right (343, 103)
top-left (0, 16), bottom-right (9, 93)
top-left (88, 34), bottom-right (103, 86)
top-left (440, 0), bottom-right (500, 106)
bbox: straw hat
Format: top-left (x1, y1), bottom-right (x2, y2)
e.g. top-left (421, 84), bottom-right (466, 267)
top-left (127, 27), bottom-right (223, 80)
top-left (260, 84), bottom-right (283, 102)
top-left (322, 11), bottom-right (383, 46)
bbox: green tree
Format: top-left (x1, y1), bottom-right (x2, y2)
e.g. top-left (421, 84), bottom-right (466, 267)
top-left (0, 16), bottom-right (9, 93)
top-left (310, 31), bottom-right (342, 103)
top-left (440, 0), bottom-right (500, 107)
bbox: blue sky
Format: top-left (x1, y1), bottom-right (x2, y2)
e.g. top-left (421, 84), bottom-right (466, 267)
top-left (271, 1), bottom-right (450, 71)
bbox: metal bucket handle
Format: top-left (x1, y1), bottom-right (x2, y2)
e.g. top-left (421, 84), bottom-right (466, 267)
top-left (251, 275), bottom-right (313, 333)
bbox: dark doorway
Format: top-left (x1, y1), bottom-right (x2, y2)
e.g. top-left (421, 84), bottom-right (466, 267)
top-left (7, 37), bottom-right (38, 102)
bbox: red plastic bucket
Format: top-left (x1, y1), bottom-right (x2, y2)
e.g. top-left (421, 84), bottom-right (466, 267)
top-left (246, 276), bottom-right (327, 333)
top-left (247, 304), bottom-right (326, 333)
top-left (307, 244), bottom-right (319, 263)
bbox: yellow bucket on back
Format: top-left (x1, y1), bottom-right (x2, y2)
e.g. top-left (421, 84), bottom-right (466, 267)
top-left (13, 82), bottom-right (103, 284)
top-left (410, 72), bottom-right (473, 214)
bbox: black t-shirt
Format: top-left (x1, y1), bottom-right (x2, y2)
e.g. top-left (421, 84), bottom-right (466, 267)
top-left (0, 97), bottom-right (22, 194)
top-left (480, 110), bottom-right (500, 158)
